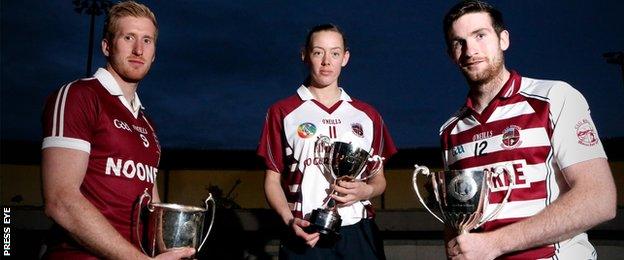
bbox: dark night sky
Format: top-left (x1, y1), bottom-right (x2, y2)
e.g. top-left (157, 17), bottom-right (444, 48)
top-left (2, 1), bottom-right (623, 150)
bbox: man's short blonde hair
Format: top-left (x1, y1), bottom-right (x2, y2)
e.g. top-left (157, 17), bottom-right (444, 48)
top-left (102, 1), bottom-right (158, 42)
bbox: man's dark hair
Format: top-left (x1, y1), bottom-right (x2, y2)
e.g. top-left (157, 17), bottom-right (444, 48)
top-left (443, 0), bottom-right (505, 48)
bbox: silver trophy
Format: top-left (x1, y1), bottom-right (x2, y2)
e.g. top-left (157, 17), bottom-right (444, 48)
top-left (135, 189), bottom-right (216, 257)
top-left (308, 135), bottom-right (384, 236)
top-left (412, 165), bottom-right (514, 234)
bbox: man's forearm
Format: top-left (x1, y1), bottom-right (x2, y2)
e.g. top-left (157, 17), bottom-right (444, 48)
top-left (489, 159), bottom-right (616, 255)
top-left (46, 192), bottom-right (147, 260)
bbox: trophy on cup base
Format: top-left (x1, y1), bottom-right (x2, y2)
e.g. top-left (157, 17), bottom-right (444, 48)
top-left (307, 135), bottom-right (384, 236)
top-left (412, 164), bottom-right (514, 234)
top-left (135, 189), bottom-right (216, 257)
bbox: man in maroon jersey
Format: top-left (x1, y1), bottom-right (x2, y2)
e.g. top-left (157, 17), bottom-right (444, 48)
top-left (41, 1), bottom-right (194, 259)
top-left (439, 1), bottom-right (616, 259)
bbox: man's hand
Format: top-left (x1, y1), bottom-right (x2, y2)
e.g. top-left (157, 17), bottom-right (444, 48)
top-left (289, 218), bottom-right (320, 247)
top-left (330, 179), bottom-right (374, 206)
top-left (447, 232), bottom-right (501, 260)
top-left (153, 247), bottom-right (196, 260)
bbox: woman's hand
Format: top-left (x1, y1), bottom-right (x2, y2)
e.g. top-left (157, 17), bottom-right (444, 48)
top-left (330, 179), bottom-right (374, 206)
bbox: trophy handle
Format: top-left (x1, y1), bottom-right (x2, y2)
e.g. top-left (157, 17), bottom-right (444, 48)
top-left (360, 149), bottom-right (385, 181)
top-left (412, 165), bottom-right (444, 224)
top-left (476, 164), bottom-right (515, 227)
top-left (315, 135), bottom-right (332, 175)
top-left (197, 193), bottom-right (216, 253)
top-left (135, 188), bottom-right (152, 255)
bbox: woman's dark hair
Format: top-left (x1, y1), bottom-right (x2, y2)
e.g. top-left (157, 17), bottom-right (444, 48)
top-left (304, 23), bottom-right (348, 51)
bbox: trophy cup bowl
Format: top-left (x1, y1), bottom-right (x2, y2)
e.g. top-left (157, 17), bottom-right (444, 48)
top-left (307, 136), bottom-right (384, 236)
top-left (136, 189), bottom-right (216, 257)
top-left (412, 164), bottom-right (514, 234)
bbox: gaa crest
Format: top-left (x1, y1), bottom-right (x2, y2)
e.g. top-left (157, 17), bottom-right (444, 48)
top-left (351, 123), bottom-right (364, 137)
top-left (501, 125), bottom-right (522, 149)
top-left (297, 122), bottom-right (317, 138)
top-left (575, 119), bottom-right (598, 146)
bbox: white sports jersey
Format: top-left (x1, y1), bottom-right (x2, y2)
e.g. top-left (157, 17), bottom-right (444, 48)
top-left (258, 85), bottom-right (397, 226)
top-left (440, 71), bottom-right (605, 259)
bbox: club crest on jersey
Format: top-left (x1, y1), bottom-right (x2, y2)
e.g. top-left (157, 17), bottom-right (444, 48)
top-left (501, 125), bottom-right (522, 149)
top-left (351, 123), bottom-right (364, 137)
top-left (297, 122), bottom-right (317, 138)
top-left (575, 119), bottom-right (598, 146)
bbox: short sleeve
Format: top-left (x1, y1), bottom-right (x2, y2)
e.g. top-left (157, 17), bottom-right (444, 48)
top-left (41, 83), bottom-right (96, 153)
top-left (257, 105), bottom-right (286, 173)
top-left (372, 112), bottom-right (397, 160)
top-left (549, 82), bottom-right (607, 169)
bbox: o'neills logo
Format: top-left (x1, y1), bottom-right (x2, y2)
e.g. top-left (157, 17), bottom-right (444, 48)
top-left (351, 123), bottom-right (364, 137)
top-left (575, 119), bottom-right (598, 146)
top-left (501, 125), bottom-right (522, 149)
top-left (297, 122), bottom-right (316, 138)
top-left (105, 157), bottom-right (157, 183)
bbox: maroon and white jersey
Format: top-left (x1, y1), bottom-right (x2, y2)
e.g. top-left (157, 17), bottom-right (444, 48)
top-left (440, 71), bottom-right (606, 259)
top-left (258, 86), bottom-right (397, 226)
top-left (42, 68), bottom-right (161, 257)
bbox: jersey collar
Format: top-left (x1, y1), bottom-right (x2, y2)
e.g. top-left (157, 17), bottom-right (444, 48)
top-left (94, 68), bottom-right (144, 115)
top-left (465, 70), bottom-right (522, 110)
top-left (463, 70), bottom-right (523, 123)
top-left (498, 70), bottom-right (522, 99)
top-left (296, 85), bottom-right (352, 102)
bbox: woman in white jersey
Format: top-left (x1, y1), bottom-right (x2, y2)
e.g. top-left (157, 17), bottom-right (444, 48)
top-left (257, 24), bottom-right (397, 259)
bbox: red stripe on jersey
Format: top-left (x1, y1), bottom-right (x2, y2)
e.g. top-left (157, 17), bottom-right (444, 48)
top-left (364, 204), bottom-right (375, 219)
top-left (448, 146), bottom-right (551, 169)
top-left (489, 180), bottom-right (547, 202)
top-left (282, 167), bottom-right (304, 218)
top-left (447, 113), bottom-right (551, 148)
top-left (526, 98), bottom-right (554, 137)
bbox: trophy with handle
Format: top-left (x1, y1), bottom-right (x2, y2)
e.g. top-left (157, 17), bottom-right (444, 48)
top-left (412, 164), bottom-right (514, 234)
top-left (135, 188), bottom-right (216, 257)
top-left (307, 135), bottom-right (384, 236)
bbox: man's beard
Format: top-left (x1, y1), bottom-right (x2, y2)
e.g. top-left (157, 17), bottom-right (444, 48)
top-left (462, 51), bottom-right (504, 86)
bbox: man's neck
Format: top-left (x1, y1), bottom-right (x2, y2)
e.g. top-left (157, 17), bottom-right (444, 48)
top-left (105, 65), bottom-right (138, 104)
top-left (468, 69), bottom-right (510, 114)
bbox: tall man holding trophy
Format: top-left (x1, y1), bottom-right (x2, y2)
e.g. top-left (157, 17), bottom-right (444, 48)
top-left (41, 1), bottom-right (195, 259)
top-left (258, 24), bottom-right (397, 259)
top-left (418, 1), bottom-right (617, 259)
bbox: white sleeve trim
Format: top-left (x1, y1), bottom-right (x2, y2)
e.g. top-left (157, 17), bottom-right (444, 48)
top-left (42, 136), bottom-right (91, 153)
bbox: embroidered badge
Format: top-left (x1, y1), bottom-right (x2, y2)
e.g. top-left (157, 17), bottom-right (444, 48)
top-left (575, 119), bottom-right (598, 146)
top-left (351, 123), bottom-right (364, 137)
top-left (501, 125), bottom-right (522, 149)
top-left (297, 122), bottom-right (316, 138)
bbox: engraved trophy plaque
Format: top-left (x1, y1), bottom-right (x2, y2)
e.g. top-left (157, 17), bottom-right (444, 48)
top-left (412, 164), bottom-right (514, 234)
